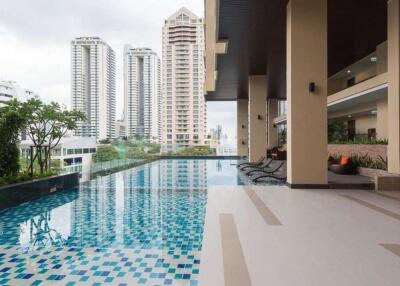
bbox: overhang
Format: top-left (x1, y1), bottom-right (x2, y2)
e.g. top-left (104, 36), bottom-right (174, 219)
top-left (204, 0), bottom-right (388, 102)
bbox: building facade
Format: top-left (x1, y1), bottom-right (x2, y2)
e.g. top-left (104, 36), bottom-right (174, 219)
top-left (271, 41), bottom-right (389, 146)
top-left (123, 46), bottom-right (161, 142)
top-left (161, 7), bottom-right (207, 151)
top-left (0, 80), bottom-right (37, 106)
top-left (204, 0), bottom-right (400, 190)
top-left (20, 136), bottom-right (97, 179)
top-left (71, 37), bottom-right (116, 140)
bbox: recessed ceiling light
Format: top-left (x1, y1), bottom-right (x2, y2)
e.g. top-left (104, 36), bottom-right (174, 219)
top-left (347, 70), bottom-right (351, 74)
top-left (370, 56), bottom-right (377, 62)
top-left (371, 110), bottom-right (377, 114)
top-left (348, 115), bottom-right (352, 118)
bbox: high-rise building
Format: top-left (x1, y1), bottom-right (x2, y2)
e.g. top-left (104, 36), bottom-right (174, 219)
top-left (123, 46), bottom-right (161, 142)
top-left (71, 37), bottom-right (116, 140)
top-left (161, 7), bottom-right (207, 151)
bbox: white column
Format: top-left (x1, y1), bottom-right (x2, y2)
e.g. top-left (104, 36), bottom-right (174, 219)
top-left (287, 0), bottom-right (328, 187)
top-left (248, 75), bottom-right (267, 162)
top-left (388, 0), bottom-right (400, 174)
top-left (237, 99), bottom-right (249, 156)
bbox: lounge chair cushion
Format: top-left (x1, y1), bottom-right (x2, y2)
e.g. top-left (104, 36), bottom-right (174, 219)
top-left (340, 156), bottom-right (350, 166)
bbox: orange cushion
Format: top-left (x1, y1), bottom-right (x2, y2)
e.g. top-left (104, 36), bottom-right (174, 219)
top-left (340, 156), bottom-right (350, 165)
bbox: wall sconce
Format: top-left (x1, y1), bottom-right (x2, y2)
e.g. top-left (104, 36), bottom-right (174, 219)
top-left (309, 82), bottom-right (316, 93)
top-left (257, 115), bottom-right (263, 120)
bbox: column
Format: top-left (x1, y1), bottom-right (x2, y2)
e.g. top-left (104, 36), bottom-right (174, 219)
top-left (376, 99), bottom-right (388, 140)
top-left (287, 0), bottom-right (328, 187)
top-left (248, 75), bottom-right (267, 162)
top-left (388, 0), bottom-right (400, 174)
top-left (267, 99), bottom-right (279, 148)
top-left (237, 99), bottom-right (249, 156)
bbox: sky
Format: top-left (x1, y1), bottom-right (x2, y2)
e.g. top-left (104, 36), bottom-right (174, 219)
top-left (0, 0), bottom-right (236, 139)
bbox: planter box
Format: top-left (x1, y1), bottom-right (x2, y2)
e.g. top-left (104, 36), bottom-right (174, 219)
top-left (358, 167), bottom-right (390, 178)
top-left (328, 144), bottom-right (387, 160)
top-left (0, 173), bottom-right (80, 210)
top-left (357, 167), bottom-right (400, 191)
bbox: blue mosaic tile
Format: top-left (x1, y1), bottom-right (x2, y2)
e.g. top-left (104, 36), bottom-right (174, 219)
top-left (0, 159), bottom-right (245, 285)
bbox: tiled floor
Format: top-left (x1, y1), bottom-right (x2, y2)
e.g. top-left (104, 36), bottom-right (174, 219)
top-left (199, 186), bottom-right (400, 286)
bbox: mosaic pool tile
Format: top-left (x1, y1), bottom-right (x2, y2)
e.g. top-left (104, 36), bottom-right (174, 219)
top-left (0, 159), bottom-right (247, 285)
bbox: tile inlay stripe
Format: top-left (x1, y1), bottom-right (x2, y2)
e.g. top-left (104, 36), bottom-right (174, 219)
top-left (377, 192), bottom-right (400, 203)
top-left (220, 214), bottom-right (252, 286)
top-left (342, 195), bottom-right (400, 221)
top-left (381, 244), bottom-right (400, 258)
top-left (244, 187), bottom-right (282, 225)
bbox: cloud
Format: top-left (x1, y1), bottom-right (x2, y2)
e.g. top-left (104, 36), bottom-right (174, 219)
top-left (0, 0), bottom-right (236, 138)
top-left (207, 102), bottom-right (237, 138)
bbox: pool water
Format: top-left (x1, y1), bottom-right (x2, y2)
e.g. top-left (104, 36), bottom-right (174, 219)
top-left (0, 159), bottom-right (248, 286)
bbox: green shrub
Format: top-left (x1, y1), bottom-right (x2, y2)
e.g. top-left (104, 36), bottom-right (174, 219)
top-left (0, 109), bottom-right (26, 177)
top-left (170, 146), bottom-right (216, 156)
top-left (350, 154), bottom-right (388, 170)
top-left (329, 137), bottom-right (388, 145)
top-left (93, 145), bottom-right (120, 162)
top-left (328, 120), bottom-right (347, 142)
top-left (0, 170), bottom-right (57, 187)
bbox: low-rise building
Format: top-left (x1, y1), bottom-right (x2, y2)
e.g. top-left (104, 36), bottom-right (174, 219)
top-left (20, 137), bottom-right (97, 175)
top-left (0, 80), bottom-right (37, 106)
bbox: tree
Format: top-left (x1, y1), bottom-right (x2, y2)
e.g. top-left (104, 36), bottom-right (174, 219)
top-left (0, 107), bottom-right (26, 177)
top-left (4, 99), bottom-right (85, 175)
top-left (45, 102), bottom-right (86, 170)
top-left (328, 120), bottom-right (347, 143)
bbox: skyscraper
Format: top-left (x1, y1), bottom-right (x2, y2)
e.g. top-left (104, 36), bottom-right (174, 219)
top-left (161, 7), bottom-right (207, 151)
top-left (71, 37), bottom-right (116, 140)
top-left (123, 46), bottom-right (161, 142)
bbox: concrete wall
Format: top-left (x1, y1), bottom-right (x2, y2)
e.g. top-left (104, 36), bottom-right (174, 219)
top-left (328, 42), bottom-right (387, 95)
top-left (355, 115), bottom-right (377, 135)
top-left (377, 41), bottom-right (388, 75)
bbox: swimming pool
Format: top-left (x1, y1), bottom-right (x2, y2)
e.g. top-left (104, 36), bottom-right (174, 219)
top-left (0, 159), bottom-right (248, 285)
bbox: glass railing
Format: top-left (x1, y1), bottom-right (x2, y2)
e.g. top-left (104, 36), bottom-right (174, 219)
top-left (90, 158), bottom-right (148, 174)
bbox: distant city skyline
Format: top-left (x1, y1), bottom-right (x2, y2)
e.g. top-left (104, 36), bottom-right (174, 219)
top-left (0, 0), bottom-right (236, 139)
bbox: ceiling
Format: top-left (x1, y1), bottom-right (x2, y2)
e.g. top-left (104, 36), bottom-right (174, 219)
top-left (206, 0), bottom-right (388, 101)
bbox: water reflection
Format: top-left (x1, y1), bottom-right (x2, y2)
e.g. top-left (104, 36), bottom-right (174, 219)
top-left (0, 159), bottom-right (245, 251)
top-left (27, 212), bottom-right (66, 250)
top-left (68, 174), bottom-right (117, 247)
